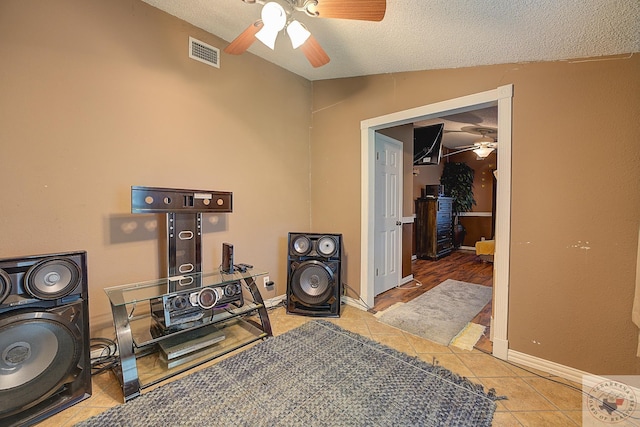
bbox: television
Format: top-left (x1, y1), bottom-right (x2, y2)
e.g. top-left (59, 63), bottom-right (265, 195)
top-left (413, 123), bottom-right (444, 166)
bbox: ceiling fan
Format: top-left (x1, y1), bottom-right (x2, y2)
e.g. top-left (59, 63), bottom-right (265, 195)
top-left (223, 0), bottom-right (386, 68)
top-left (442, 126), bottom-right (498, 159)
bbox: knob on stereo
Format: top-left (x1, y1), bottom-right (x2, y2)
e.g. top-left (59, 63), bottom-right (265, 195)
top-left (170, 295), bottom-right (190, 311)
top-left (190, 287), bottom-right (223, 310)
top-left (224, 283), bottom-right (240, 297)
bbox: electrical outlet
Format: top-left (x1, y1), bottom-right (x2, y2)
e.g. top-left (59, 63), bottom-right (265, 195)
top-left (263, 276), bottom-right (270, 287)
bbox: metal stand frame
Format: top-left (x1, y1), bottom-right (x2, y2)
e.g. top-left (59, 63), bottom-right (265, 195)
top-left (109, 186), bottom-right (272, 401)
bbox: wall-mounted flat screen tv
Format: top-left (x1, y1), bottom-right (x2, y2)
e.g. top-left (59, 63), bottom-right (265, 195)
top-left (413, 123), bottom-right (444, 166)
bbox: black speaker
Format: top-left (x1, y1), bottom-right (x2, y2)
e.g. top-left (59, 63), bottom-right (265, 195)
top-left (0, 251), bottom-right (91, 427)
top-left (286, 233), bottom-right (342, 317)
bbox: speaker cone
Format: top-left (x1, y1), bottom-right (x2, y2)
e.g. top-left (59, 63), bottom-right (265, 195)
top-left (317, 236), bottom-right (337, 257)
top-left (0, 269), bottom-right (11, 305)
top-left (24, 257), bottom-right (81, 300)
top-left (0, 310), bottom-right (82, 417)
top-left (291, 235), bottom-right (311, 256)
top-left (195, 287), bottom-right (222, 309)
top-left (291, 260), bottom-right (334, 305)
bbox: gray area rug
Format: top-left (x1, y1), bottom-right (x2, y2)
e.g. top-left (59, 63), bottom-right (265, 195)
top-left (76, 320), bottom-right (500, 426)
top-left (377, 279), bottom-right (492, 346)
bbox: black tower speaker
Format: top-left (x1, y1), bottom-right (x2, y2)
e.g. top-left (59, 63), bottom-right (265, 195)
top-left (286, 233), bottom-right (342, 317)
top-left (0, 251), bottom-right (91, 427)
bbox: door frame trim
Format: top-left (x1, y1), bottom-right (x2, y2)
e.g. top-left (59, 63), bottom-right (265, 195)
top-left (360, 85), bottom-right (513, 359)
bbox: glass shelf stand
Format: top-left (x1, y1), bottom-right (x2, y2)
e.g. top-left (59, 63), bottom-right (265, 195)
top-left (105, 268), bottom-right (272, 402)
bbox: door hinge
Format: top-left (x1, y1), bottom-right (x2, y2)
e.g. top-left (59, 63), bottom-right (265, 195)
top-left (375, 268), bottom-right (379, 276)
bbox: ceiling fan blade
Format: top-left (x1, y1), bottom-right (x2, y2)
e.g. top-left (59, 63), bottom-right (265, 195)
top-left (442, 146), bottom-right (477, 157)
top-left (223, 21), bottom-right (263, 55)
top-left (308, 0), bottom-right (386, 22)
top-left (300, 34), bottom-right (330, 68)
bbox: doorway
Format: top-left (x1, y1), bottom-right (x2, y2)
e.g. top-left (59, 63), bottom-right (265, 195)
top-left (360, 85), bottom-right (513, 359)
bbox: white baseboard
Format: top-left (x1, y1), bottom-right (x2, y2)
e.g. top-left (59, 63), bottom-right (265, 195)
top-left (342, 295), bottom-right (371, 311)
top-left (492, 338), bottom-right (509, 360)
top-left (507, 349), bottom-right (604, 387)
top-left (401, 274), bottom-right (414, 285)
top-left (264, 294), bottom-right (286, 309)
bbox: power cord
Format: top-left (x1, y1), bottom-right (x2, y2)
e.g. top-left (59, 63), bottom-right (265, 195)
top-left (90, 337), bottom-right (120, 376)
top-left (395, 278), bottom-right (423, 290)
top-left (342, 282), bottom-right (373, 311)
top-left (266, 299), bottom-right (286, 311)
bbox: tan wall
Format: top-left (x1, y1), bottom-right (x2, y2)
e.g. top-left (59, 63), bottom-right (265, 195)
top-left (311, 56), bottom-right (640, 374)
top-left (2, 0), bottom-right (639, 377)
top-left (0, 0), bottom-right (312, 334)
top-left (445, 150), bottom-right (497, 245)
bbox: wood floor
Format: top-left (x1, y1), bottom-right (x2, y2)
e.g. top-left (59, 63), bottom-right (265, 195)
top-left (372, 249), bottom-right (494, 352)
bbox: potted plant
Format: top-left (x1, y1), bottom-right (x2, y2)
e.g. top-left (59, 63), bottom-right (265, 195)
top-left (440, 162), bottom-right (476, 247)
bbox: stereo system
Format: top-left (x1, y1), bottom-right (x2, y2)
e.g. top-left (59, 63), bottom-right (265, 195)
top-left (131, 186), bottom-right (243, 332)
top-left (286, 233), bottom-right (342, 317)
top-left (151, 279), bottom-right (243, 330)
top-left (0, 251), bottom-right (91, 427)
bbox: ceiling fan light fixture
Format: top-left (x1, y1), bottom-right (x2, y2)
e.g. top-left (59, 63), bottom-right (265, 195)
top-left (473, 146), bottom-right (494, 158)
top-left (255, 27), bottom-right (280, 49)
top-left (260, 2), bottom-right (286, 28)
top-left (287, 20), bottom-right (311, 49)
top-left (475, 135), bottom-right (494, 145)
top-left (256, 2), bottom-right (286, 49)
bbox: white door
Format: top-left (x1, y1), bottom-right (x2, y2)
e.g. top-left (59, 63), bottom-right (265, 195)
top-left (374, 133), bottom-right (403, 296)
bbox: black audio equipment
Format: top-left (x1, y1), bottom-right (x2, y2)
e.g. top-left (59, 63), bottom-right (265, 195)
top-left (0, 251), bottom-right (91, 427)
top-left (286, 233), bottom-right (342, 317)
top-left (151, 280), bottom-right (244, 330)
top-left (222, 243), bottom-right (234, 274)
top-left (131, 186), bottom-right (239, 331)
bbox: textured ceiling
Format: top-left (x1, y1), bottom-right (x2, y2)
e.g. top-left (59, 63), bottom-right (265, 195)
top-left (141, 0), bottom-right (640, 81)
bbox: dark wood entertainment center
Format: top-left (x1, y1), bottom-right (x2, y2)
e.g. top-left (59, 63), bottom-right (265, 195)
top-left (415, 196), bottom-right (454, 260)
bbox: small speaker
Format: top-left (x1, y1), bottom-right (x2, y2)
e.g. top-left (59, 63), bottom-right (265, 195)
top-left (287, 233), bottom-right (342, 317)
top-left (222, 243), bottom-right (234, 274)
top-left (0, 251), bottom-right (91, 427)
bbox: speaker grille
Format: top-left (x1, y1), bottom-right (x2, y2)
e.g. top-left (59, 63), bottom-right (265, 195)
top-left (0, 270), bottom-right (10, 304)
top-left (291, 235), bottom-right (311, 256)
top-left (0, 311), bottom-right (82, 417)
top-left (23, 258), bottom-right (81, 300)
top-left (291, 260), bottom-right (334, 305)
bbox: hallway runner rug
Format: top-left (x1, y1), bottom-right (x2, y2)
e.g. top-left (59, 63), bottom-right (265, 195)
top-left (76, 320), bottom-right (500, 426)
top-left (376, 279), bottom-right (492, 346)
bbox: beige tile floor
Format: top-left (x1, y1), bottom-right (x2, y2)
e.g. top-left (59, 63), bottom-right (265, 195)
top-left (36, 304), bottom-right (587, 426)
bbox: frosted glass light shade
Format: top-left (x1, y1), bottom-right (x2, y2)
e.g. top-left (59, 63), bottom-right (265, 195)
top-left (256, 28), bottom-right (280, 49)
top-left (256, 2), bottom-right (286, 50)
top-left (261, 2), bottom-right (286, 29)
top-left (287, 20), bottom-right (311, 49)
top-left (473, 146), bottom-right (494, 158)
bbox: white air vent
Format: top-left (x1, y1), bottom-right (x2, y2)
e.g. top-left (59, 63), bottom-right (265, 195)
top-left (189, 37), bottom-right (220, 68)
